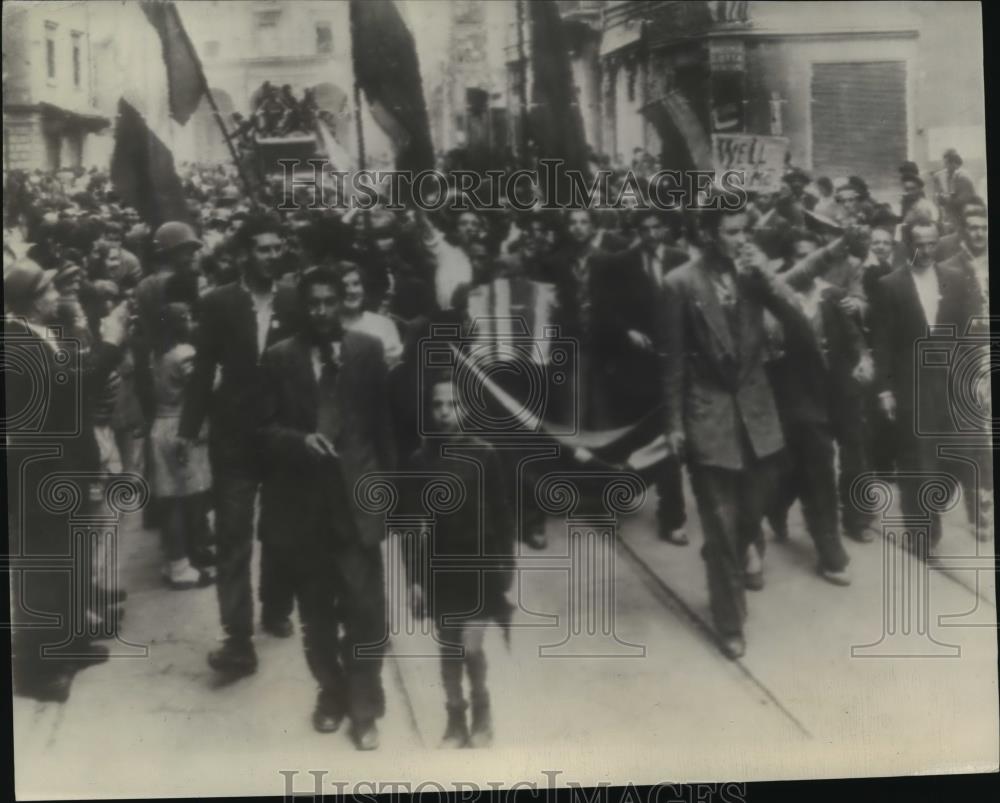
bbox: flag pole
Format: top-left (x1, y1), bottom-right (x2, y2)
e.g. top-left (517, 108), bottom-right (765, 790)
top-left (353, 82), bottom-right (371, 232)
top-left (171, 4), bottom-right (257, 201)
top-left (193, 69), bottom-right (257, 203)
top-left (349, 0), bottom-right (369, 228)
top-left (353, 83), bottom-right (368, 173)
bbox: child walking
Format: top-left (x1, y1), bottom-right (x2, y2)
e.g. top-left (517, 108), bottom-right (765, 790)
top-left (405, 375), bottom-right (513, 748)
top-left (148, 281), bottom-right (215, 589)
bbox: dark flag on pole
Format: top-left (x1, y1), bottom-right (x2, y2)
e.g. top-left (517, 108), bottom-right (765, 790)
top-left (140, 0), bottom-right (204, 125)
top-left (528, 0), bottom-right (590, 204)
top-left (349, 0), bottom-right (435, 173)
top-left (110, 99), bottom-right (190, 227)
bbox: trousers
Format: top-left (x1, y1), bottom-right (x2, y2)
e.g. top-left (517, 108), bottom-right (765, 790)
top-left (270, 539), bottom-right (387, 723)
top-left (770, 420), bottom-right (850, 572)
top-left (690, 452), bottom-right (783, 637)
top-left (212, 473), bottom-right (258, 640)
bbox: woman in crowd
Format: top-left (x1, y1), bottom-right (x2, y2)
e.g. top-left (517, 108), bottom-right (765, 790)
top-left (148, 276), bottom-right (216, 589)
top-left (336, 260), bottom-right (404, 368)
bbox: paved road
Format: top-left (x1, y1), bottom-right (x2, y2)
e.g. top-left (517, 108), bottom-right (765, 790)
top-left (12, 481), bottom-right (999, 797)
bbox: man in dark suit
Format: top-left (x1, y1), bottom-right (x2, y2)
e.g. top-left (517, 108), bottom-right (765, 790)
top-left (873, 221), bottom-right (981, 553)
top-left (5, 259), bottom-right (127, 701)
top-left (543, 209), bottom-right (647, 430)
top-left (662, 209), bottom-right (805, 659)
top-left (258, 264), bottom-right (394, 750)
top-left (178, 217), bottom-right (299, 677)
top-left (618, 210), bottom-right (691, 544)
top-left (766, 235), bottom-right (869, 578)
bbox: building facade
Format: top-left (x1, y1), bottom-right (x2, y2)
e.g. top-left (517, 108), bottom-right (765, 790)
top-left (500, 0), bottom-right (984, 198)
top-left (3, 1), bottom-right (109, 171)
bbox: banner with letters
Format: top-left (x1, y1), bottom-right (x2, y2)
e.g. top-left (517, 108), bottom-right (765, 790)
top-left (712, 133), bottom-right (790, 193)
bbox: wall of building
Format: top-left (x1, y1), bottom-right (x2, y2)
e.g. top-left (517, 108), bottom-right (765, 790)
top-left (743, 33), bottom-right (918, 197)
top-left (3, 0), bottom-right (103, 170)
top-left (908, 0), bottom-right (985, 177)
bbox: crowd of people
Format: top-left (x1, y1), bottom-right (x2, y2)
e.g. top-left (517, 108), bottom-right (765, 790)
top-left (4, 146), bottom-right (991, 750)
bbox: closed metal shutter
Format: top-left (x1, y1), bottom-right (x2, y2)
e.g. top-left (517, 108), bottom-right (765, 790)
top-left (811, 61), bottom-right (907, 193)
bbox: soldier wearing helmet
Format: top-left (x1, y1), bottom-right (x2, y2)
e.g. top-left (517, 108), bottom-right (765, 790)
top-left (132, 221), bottom-right (204, 417)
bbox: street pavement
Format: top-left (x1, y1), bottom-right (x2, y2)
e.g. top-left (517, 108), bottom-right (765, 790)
top-left (12, 480), bottom-right (999, 797)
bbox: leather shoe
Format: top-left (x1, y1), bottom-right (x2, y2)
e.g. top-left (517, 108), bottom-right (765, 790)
top-left (440, 703), bottom-right (470, 748)
top-left (261, 617), bottom-right (294, 638)
top-left (351, 719), bottom-right (380, 751)
top-left (820, 567), bottom-right (852, 587)
top-left (312, 704), bottom-right (344, 734)
top-left (659, 526), bottom-right (689, 546)
top-left (207, 639), bottom-right (258, 678)
top-left (720, 635), bottom-right (746, 660)
top-left (743, 570), bottom-right (765, 591)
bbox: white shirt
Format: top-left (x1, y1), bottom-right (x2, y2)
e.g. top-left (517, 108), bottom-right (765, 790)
top-left (424, 226), bottom-right (472, 310)
top-left (642, 245), bottom-right (667, 287)
top-left (910, 266), bottom-right (940, 326)
top-left (342, 310), bottom-right (404, 367)
top-left (242, 281), bottom-right (275, 357)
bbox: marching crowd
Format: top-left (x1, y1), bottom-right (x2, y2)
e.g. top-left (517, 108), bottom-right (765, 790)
top-left (4, 147), bottom-right (991, 750)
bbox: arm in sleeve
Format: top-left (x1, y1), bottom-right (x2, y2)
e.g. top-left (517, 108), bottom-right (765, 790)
top-left (369, 340), bottom-right (397, 472)
top-left (871, 278), bottom-right (896, 395)
top-left (782, 238), bottom-right (844, 290)
top-left (257, 347), bottom-right (312, 464)
top-left (178, 293), bottom-right (220, 440)
top-left (661, 280), bottom-right (685, 437)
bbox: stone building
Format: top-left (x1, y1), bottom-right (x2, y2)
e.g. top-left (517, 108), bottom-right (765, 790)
top-left (599, 0), bottom-right (985, 195)
top-left (2, 1), bottom-right (109, 170)
top-left (500, 0), bottom-right (985, 197)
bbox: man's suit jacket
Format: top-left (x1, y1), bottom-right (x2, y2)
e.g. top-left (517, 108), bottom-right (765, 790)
top-left (662, 255), bottom-right (803, 470)
top-left (872, 263), bottom-right (979, 433)
top-left (542, 245), bottom-right (621, 350)
top-left (768, 283), bottom-right (867, 430)
top-left (614, 245), bottom-right (690, 341)
top-left (178, 281), bottom-right (298, 473)
top-left (257, 331), bottom-right (395, 549)
top-left (939, 248), bottom-right (988, 312)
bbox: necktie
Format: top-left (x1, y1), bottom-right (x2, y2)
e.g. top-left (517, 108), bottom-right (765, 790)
top-left (315, 343), bottom-right (341, 448)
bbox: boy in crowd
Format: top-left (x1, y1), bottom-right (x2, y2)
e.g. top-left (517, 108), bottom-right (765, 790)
top-left (405, 373), bottom-right (513, 748)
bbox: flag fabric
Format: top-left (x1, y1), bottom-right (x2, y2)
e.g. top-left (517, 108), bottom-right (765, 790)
top-left (349, 0), bottom-right (435, 173)
top-left (447, 343), bottom-right (672, 478)
top-left (110, 99), bottom-right (191, 227)
top-left (317, 117), bottom-right (356, 173)
top-left (140, 0), bottom-right (204, 125)
top-left (528, 0), bottom-right (590, 203)
top-left (639, 90), bottom-right (713, 172)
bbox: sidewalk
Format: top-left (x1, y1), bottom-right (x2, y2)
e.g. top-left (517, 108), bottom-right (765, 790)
top-left (617, 477), bottom-right (999, 776)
